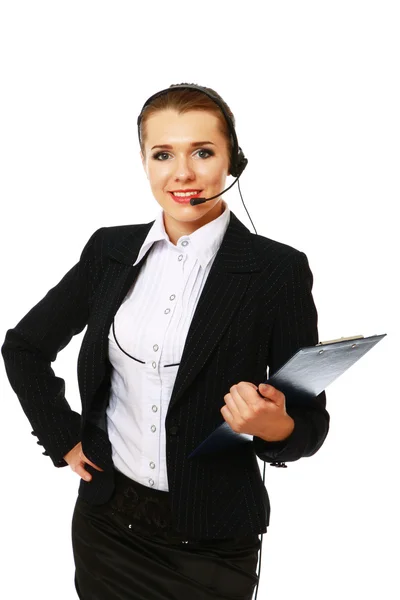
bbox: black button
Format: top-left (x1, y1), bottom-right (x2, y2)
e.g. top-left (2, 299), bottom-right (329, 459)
top-left (31, 430), bottom-right (37, 436)
top-left (42, 451), bottom-right (49, 456)
top-left (169, 426), bottom-right (179, 435)
top-left (36, 441), bottom-right (43, 446)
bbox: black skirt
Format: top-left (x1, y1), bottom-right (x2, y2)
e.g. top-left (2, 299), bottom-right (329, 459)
top-left (71, 466), bottom-right (261, 600)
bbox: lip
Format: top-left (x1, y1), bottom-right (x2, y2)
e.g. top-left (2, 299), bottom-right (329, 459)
top-left (169, 190), bottom-right (203, 204)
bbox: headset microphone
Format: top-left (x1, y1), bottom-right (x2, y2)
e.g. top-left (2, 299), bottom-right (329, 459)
top-left (190, 175), bottom-right (241, 206)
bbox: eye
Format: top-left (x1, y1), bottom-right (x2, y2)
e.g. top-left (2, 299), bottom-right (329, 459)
top-left (197, 149), bottom-right (214, 159)
top-left (151, 148), bottom-right (214, 161)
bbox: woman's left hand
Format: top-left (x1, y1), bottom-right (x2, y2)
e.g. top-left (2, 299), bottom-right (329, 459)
top-left (221, 381), bottom-right (295, 441)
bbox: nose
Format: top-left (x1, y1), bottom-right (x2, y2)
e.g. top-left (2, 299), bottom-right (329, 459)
top-left (172, 154), bottom-right (196, 179)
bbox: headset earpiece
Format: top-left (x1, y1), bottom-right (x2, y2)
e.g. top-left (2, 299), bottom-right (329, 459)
top-left (230, 147), bottom-right (248, 178)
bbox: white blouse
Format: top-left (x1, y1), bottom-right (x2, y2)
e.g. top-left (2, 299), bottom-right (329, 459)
top-left (106, 200), bottom-right (231, 490)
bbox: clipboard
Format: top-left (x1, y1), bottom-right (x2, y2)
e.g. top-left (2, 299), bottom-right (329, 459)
top-left (188, 333), bottom-right (387, 459)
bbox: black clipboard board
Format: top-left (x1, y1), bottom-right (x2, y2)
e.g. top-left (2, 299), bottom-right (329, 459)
top-left (188, 333), bottom-right (387, 459)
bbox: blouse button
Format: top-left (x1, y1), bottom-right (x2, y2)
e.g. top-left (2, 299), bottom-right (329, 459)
top-left (178, 255), bottom-right (183, 261)
top-left (181, 240), bottom-right (189, 246)
top-left (164, 308), bottom-right (170, 314)
top-left (149, 479), bottom-right (154, 486)
top-left (152, 405), bottom-right (158, 412)
top-left (152, 361), bottom-right (157, 369)
top-left (153, 344), bottom-right (159, 351)
top-left (151, 425), bottom-right (156, 432)
top-left (149, 462), bottom-right (155, 469)
top-left (169, 294), bottom-right (175, 301)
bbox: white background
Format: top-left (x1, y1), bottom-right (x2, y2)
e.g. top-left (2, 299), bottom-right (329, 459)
top-left (0, 1), bottom-right (398, 598)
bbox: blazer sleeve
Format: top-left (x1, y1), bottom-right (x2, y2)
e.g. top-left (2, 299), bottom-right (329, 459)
top-left (253, 250), bottom-right (330, 465)
top-left (1, 227), bottom-right (104, 468)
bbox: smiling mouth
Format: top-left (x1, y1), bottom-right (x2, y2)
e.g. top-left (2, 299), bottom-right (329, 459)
top-left (169, 191), bottom-right (203, 202)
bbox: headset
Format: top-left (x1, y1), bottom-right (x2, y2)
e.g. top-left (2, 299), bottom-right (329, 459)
top-left (137, 83), bottom-right (267, 598)
top-left (137, 83), bottom-right (258, 233)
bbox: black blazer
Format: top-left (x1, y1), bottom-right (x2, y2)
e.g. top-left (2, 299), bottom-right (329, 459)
top-left (1, 210), bottom-right (330, 540)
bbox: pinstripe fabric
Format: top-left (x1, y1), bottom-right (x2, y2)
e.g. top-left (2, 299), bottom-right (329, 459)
top-left (1, 209), bottom-right (330, 540)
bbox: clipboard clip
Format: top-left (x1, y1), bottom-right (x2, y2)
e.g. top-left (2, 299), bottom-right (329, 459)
top-left (316, 335), bottom-right (364, 346)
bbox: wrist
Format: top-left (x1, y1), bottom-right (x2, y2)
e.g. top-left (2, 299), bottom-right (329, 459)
top-left (260, 415), bottom-right (295, 442)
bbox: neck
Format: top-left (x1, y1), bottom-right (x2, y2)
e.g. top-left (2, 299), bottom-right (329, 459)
top-left (164, 200), bottom-right (226, 245)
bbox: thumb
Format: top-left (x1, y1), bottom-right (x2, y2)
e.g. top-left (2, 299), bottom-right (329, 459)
top-left (82, 453), bottom-right (104, 472)
top-left (258, 383), bottom-right (270, 395)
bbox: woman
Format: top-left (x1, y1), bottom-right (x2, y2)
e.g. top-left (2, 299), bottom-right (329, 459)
top-left (1, 83), bottom-right (330, 600)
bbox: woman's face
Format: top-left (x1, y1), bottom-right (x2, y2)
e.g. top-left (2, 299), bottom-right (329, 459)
top-left (140, 108), bottom-right (231, 244)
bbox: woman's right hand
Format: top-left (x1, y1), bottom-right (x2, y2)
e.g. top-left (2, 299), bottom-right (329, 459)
top-left (63, 442), bottom-right (104, 482)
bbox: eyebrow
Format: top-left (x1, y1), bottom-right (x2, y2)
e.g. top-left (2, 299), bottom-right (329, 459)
top-left (151, 141), bottom-right (216, 151)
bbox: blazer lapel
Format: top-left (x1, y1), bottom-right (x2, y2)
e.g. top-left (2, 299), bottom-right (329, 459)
top-left (84, 211), bottom-right (262, 416)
